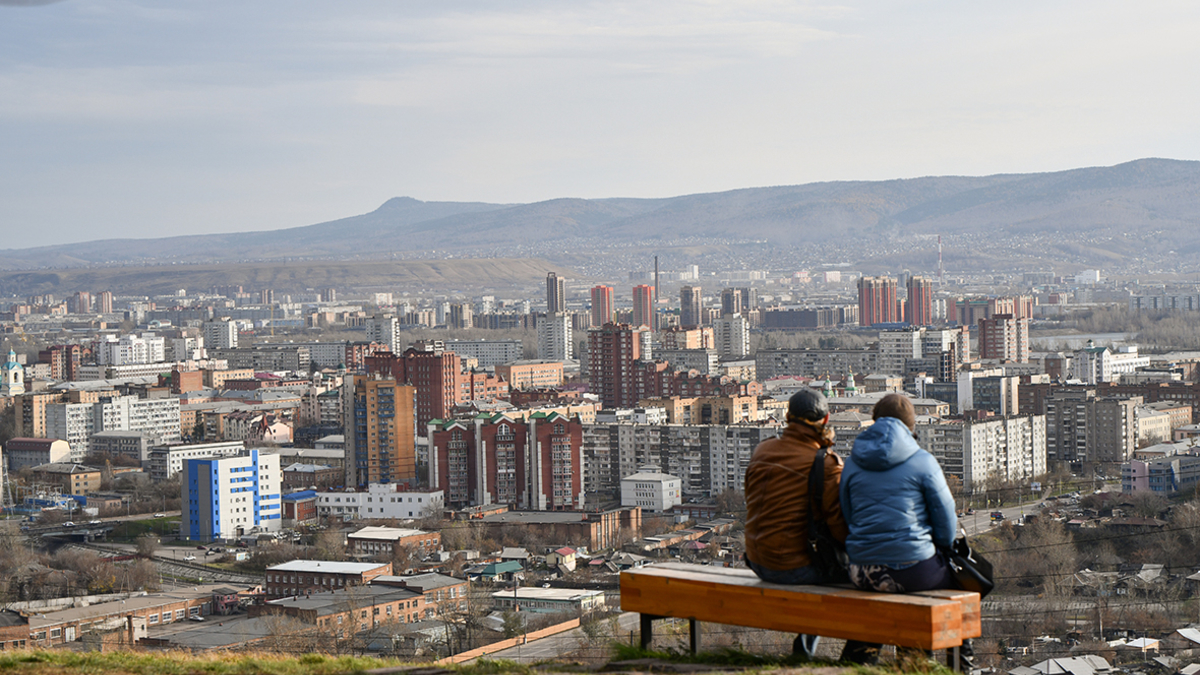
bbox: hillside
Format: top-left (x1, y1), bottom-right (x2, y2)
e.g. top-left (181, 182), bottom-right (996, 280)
top-left (0, 258), bottom-right (569, 296)
top-left (2, 158), bottom-right (1199, 271)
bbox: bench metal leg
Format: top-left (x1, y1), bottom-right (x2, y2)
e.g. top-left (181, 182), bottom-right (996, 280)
top-left (689, 618), bottom-right (700, 654)
top-left (640, 613), bottom-right (660, 650)
top-left (946, 645), bottom-right (961, 672)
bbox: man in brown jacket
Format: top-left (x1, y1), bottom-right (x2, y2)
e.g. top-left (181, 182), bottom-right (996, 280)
top-left (743, 388), bottom-right (847, 657)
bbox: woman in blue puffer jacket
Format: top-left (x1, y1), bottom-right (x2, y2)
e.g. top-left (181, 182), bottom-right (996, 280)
top-left (837, 394), bottom-right (960, 664)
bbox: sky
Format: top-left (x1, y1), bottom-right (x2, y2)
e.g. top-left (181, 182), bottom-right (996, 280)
top-left (2, 1), bottom-right (1199, 249)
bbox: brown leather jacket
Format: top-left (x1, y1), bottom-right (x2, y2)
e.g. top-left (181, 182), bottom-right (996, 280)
top-left (743, 422), bottom-right (848, 572)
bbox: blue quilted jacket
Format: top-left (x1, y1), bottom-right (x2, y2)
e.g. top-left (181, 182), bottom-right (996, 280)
top-left (839, 416), bottom-right (957, 567)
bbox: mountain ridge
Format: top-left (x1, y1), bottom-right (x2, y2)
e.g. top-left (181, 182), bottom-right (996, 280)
top-left (2, 158), bottom-right (1198, 270)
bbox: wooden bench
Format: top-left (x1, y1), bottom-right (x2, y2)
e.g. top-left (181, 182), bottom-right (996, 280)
top-left (620, 562), bottom-right (981, 670)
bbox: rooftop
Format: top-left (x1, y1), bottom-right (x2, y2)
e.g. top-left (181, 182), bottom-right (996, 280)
top-left (265, 560), bottom-right (389, 575)
top-left (349, 526), bottom-right (431, 541)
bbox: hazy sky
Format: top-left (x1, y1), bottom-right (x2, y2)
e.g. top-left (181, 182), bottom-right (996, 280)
top-left (3, 1), bottom-right (1198, 249)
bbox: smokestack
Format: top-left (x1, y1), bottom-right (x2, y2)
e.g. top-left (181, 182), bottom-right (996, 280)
top-left (654, 256), bottom-right (659, 331)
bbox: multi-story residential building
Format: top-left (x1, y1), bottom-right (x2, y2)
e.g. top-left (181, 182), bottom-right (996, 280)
top-left (181, 449), bottom-right (281, 540)
top-left (46, 394), bottom-right (181, 461)
top-left (858, 275), bottom-right (898, 326)
top-left (365, 315), bottom-right (402, 352)
top-left (89, 430), bottom-right (153, 464)
top-left (262, 560), bottom-right (392, 600)
top-left (343, 374), bottom-right (417, 487)
top-left (546, 272), bottom-right (566, 314)
top-left (427, 411), bottom-right (583, 511)
top-left (210, 346), bottom-right (311, 372)
top-left (1135, 406), bottom-right (1173, 446)
top-left (1089, 395), bottom-right (1140, 465)
top-left (364, 344), bottom-right (459, 429)
top-left (443, 340), bottom-right (524, 368)
top-left (582, 422), bottom-right (777, 499)
top-left (658, 326), bottom-right (713, 350)
top-left (970, 375), bottom-right (1020, 416)
top-left (1071, 344), bottom-right (1151, 384)
top-left (1044, 388), bottom-right (1093, 465)
top-left (916, 414), bottom-right (1047, 490)
top-left (978, 314), bottom-right (1030, 363)
top-left (712, 315), bottom-right (750, 359)
top-left (448, 303), bottom-right (473, 329)
top-left (755, 349), bottom-right (878, 380)
top-left (346, 526), bottom-right (442, 559)
top-left (37, 345), bottom-right (82, 381)
top-left (631, 284), bottom-right (655, 329)
top-left (679, 286), bottom-right (703, 329)
top-left (95, 334), bottom-right (166, 366)
top-left (657, 348), bottom-right (719, 375)
top-left (588, 323), bottom-right (650, 409)
top-left (148, 441), bottom-right (248, 481)
top-left (203, 319), bottom-right (239, 350)
top-left (639, 395), bottom-right (760, 425)
top-left (591, 285), bottom-right (614, 327)
top-left (537, 312), bottom-right (573, 361)
top-left (906, 275), bottom-right (934, 326)
top-left (878, 328), bottom-right (924, 375)
top-left (494, 360), bottom-right (564, 390)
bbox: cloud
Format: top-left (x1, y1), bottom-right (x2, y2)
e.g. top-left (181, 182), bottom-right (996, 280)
top-left (0, 0), bottom-right (68, 6)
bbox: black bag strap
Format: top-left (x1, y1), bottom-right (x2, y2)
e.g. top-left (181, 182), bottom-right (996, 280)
top-left (807, 448), bottom-right (827, 536)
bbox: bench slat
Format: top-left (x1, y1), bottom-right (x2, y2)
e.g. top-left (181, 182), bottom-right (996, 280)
top-left (621, 563), bottom-right (974, 650)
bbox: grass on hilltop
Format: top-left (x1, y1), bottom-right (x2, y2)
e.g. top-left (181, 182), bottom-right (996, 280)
top-left (0, 647), bottom-right (952, 675)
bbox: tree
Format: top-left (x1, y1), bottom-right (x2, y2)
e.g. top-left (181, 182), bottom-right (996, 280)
top-left (315, 528), bottom-right (347, 561)
top-left (136, 534), bottom-right (159, 558)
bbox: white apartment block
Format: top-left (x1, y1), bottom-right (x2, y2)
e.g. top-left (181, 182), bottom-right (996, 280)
top-left (917, 414), bottom-right (1047, 491)
top-left (148, 441), bottom-right (248, 481)
top-left (444, 340), bottom-right (524, 368)
top-left (583, 422), bottom-right (777, 499)
top-left (365, 315), bottom-right (402, 352)
top-left (315, 485), bottom-right (444, 519)
top-left (95, 334), bottom-right (166, 366)
top-left (878, 329), bottom-right (924, 376)
top-left (712, 315), bottom-right (750, 359)
top-left (1070, 344), bottom-right (1151, 384)
top-left (259, 341), bottom-right (347, 368)
top-left (168, 336), bottom-right (205, 362)
top-left (45, 395), bottom-right (181, 461)
top-left (537, 313), bottom-right (573, 361)
top-left (181, 449), bottom-right (281, 541)
top-left (203, 319), bottom-right (239, 350)
top-left (1136, 407), bottom-right (1174, 446)
top-left (621, 470), bottom-right (682, 512)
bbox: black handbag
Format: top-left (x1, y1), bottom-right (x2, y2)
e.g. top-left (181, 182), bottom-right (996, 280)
top-left (807, 447), bottom-right (849, 582)
top-left (944, 535), bottom-right (995, 598)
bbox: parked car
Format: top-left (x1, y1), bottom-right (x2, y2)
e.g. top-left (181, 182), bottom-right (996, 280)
top-left (89, 519), bottom-right (102, 525)
top-left (63, 522), bottom-right (76, 528)
top-left (153, 513), bottom-right (166, 518)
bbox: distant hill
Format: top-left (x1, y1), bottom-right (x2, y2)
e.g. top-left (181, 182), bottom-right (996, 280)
top-left (3, 158), bottom-right (1200, 270)
top-left (0, 258), bottom-right (569, 297)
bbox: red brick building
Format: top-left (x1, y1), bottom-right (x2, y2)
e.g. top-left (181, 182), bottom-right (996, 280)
top-left (428, 411), bottom-right (584, 510)
top-left (263, 560), bottom-right (392, 600)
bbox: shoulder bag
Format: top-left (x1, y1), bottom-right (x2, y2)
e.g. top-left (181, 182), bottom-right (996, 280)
top-left (943, 534), bottom-right (995, 598)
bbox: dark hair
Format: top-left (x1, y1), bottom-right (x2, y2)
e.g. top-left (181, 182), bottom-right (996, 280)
top-left (788, 389), bottom-right (829, 423)
top-left (873, 393), bottom-right (916, 431)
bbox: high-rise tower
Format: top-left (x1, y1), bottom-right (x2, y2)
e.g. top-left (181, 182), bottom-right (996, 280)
top-left (546, 272), bottom-right (566, 314)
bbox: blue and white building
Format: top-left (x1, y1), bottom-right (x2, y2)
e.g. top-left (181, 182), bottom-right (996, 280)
top-left (182, 449), bottom-right (282, 541)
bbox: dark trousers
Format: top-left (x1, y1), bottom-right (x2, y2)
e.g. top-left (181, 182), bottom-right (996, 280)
top-left (841, 552), bottom-right (958, 664)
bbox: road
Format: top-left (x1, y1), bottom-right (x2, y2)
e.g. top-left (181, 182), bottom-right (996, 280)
top-left (464, 612), bottom-right (642, 664)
